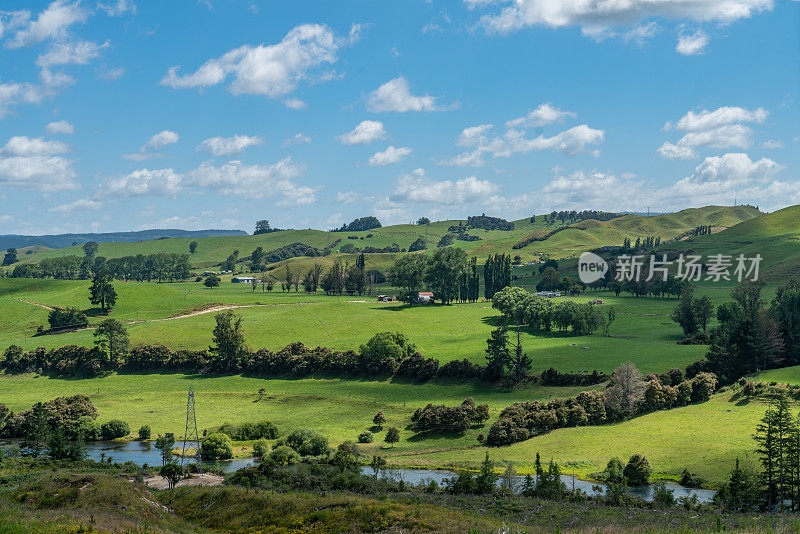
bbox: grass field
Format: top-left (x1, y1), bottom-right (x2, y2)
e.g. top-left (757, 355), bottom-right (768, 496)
top-left (0, 370), bottom-right (772, 485)
top-left (1, 277), bottom-right (717, 372)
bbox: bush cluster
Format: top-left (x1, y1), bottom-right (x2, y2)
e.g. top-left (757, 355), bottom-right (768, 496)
top-left (411, 397), bottom-right (490, 433)
top-left (487, 371), bottom-right (717, 447)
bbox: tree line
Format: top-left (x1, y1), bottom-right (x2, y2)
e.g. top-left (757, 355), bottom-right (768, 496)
top-left (388, 247), bottom-right (480, 304)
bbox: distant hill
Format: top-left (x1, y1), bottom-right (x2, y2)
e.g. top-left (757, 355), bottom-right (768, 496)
top-left (660, 205), bottom-right (800, 281)
top-left (7, 205), bottom-right (763, 276)
top-left (0, 229), bottom-right (247, 251)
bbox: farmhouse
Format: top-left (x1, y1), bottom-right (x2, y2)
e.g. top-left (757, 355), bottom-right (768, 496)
top-left (231, 276), bottom-right (255, 284)
top-left (417, 291), bottom-right (435, 303)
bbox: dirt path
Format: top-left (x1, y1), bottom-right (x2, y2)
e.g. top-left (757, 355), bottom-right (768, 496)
top-left (17, 299), bottom-right (54, 310)
top-left (129, 304), bottom-right (265, 324)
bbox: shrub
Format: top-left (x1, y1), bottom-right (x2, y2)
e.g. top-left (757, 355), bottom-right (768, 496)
top-left (359, 332), bottom-right (416, 361)
top-left (357, 431), bottom-right (374, 443)
top-left (100, 419), bottom-right (130, 440)
top-left (252, 438), bottom-right (271, 459)
top-left (201, 432), bottom-right (233, 460)
top-left (138, 425), bottom-right (151, 440)
top-left (270, 445), bottom-right (300, 465)
top-left (652, 481), bottom-right (675, 507)
top-left (219, 420), bottom-right (278, 441)
top-left (47, 307), bottom-right (88, 329)
top-left (624, 454), bottom-right (651, 485)
top-left (283, 428), bottom-right (329, 456)
top-left (605, 457), bottom-right (626, 484)
top-left (372, 411), bottom-right (386, 428)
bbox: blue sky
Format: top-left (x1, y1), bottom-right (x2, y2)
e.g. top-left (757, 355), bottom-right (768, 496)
top-left (0, 0), bottom-right (798, 235)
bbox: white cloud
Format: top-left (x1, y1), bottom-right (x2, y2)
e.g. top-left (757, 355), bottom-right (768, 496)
top-left (468, 0), bottom-right (774, 37)
top-left (390, 168), bottom-right (500, 204)
top-left (99, 67), bottom-right (125, 81)
top-left (107, 168), bottom-right (183, 197)
top-left (676, 30), bottom-right (709, 55)
top-left (337, 120), bottom-right (386, 145)
top-left (161, 23), bottom-right (356, 101)
top-left (438, 150), bottom-right (487, 167)
top-left (659, 106), bottom-right (769, 158)
top-left (505, 103), bottom-right (575, 129)
top-left (761, 139), bottom-right (783, 149)
top-left (0, 80), bottom-right (49, 118)
top-left (142, 130), bottom-right (180, 151)
top-left (36, 40), bottom-right (109, 68)
top-left (108, 158), bottom-right (315, 206)
top-left (5, 0), bottom-right (88, 49)
top-left (0, 155), bottom-right (77, 192)
top-left (336, 191), bottom-right (358, 204)
top-left (657, 142), bottom-right (697, 160)
top-left (669, 106), bottom-right (768, 131)
top-left (1, 136), bottom-right (69, 156)
top-left (283, 98), bottom-right (307, 110)
top-left (46, 119), bottom-right (74, 134)
top-left (369, 146), bottom-right (412, 166)
top-left (367, 76), bottom-right (445, 112)
top-left (495, 124), bottom-right (605, 157)
top-left (456, 124), bottom-right (493, 147)
top-left (48, 197), bottom-right (101, 213)
top-left (666, 152), bottom-right (785, 205)
top-left (97, 0), bottom-right (136, 16)
top-left (282, 133), bottom-right (311, 147)
top-left (198, 134), bottom-right (264, 156)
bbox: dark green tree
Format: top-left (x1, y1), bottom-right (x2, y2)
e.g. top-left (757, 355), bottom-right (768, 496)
top-left (93, 318), bottom-right (129, 366)
top-left (425, 247), bottom-right (467, 305)
top-left (485, 324), bottom-right (510, 379)
top-left (387, 254), bottom-right (428, 303)
top-left (384, 426), bottom-right (400, 447)
top-left (189, 241), bottom-right (198, 254)
top-left (209, 310), bottom-right (247, 371)
top-left (204, 274), bottom-right (221, 288)
top-left (89, 272), bottom-right (117, 313)
top-left (2, 248), bottom-right (18, 266)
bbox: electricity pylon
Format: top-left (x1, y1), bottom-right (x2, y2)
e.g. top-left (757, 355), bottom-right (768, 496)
top-left (180, 387), bottom-right (203, 473)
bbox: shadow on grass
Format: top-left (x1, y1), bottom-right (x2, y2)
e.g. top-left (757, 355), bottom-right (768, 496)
top-left (406, 429), bottom-right (468, 443)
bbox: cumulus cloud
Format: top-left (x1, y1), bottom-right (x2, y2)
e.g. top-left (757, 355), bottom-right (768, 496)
top-left (48, 197), bottom-right (101, 213)
top-left (0, 135), bottom-right (76, 191)
top-left (467, 0), bottom-right (774, 39)
top-left (336, 191), bottom-right (358, 204)
top-left (337, 120), bottom-right (386, 145)
top-left (390, 168), bottom-right (500, 204)
top-left (1, 136), bottom-right (69, 156)
top-left (36, 40), bottom-right (109, 68)
top-left (198, 134), bottom-right (264, 156)
top-left (143, 130), bottom-right (180, 151)
top-left (107, 168), bottom-right (183, 197)
top-left (505, 103), bottom-right (575, 129)
top-left (369, 146), bottom-right (411, 166)
top-left (4, 0), bottom-right (88, 49)
top-left (676, 30), bottom-right (709, 55)
top-left (367, 76), bottom-right (447, 112)
top-left (282, 133), bottom-right (311, 147)
top-left (46, 119), bottom-right (74, 134)
top-left (161, 23), bottom-right (356, 101)
top-left (106, 158), bottom-right (315, 206)
top-left (658, 106), bottom-right (769, 158)
top-left (456, 124), bottom-right (493, 147)
top-left (668, 152), bottom-right (782, 202)
top-left (0, 80), bottom-right (49, 118)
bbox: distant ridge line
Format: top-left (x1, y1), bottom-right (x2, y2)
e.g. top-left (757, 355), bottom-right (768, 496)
top-left (0, 228), bottom-right (248, 251)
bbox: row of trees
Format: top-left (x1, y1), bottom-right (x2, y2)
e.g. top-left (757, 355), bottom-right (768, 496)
top-left (491, 286), bottom-right (608, 335)
top-left (483, 253), bottom-right (512, 300)
top-left (689, 281), bottom-right (800, 384)
top-left (387, 247), bottom-right (480, 304)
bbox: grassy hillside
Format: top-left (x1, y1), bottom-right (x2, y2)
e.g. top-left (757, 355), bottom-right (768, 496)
top-left (0, 278), bottom-right (711, 372)
top-left (12, 205), bottom-right (761, 271)
top-left (660, 205), bottom-right (800, 281)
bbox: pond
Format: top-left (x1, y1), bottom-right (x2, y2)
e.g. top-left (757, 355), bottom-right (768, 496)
top-left (2, 439), bottom-right (716, 503)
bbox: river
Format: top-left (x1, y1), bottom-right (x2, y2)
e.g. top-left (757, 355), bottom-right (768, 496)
top-left (1, 439), bottom-right (716, 504)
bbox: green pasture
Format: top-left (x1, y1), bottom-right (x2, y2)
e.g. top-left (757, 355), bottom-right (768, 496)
top-left (1, 277), bottom-right (714, 372)
top-left (0, 371), bottom-right (773, 485)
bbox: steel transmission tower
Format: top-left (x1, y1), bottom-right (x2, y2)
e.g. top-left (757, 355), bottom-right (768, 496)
top-left (180, 387), bottom-right (203, 473)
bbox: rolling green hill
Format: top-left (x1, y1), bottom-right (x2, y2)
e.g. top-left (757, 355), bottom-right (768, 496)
top-left (660, 205), bottom-right (800, 281)
top-left (10, 205), bottom-right (762, 274)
